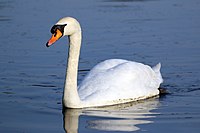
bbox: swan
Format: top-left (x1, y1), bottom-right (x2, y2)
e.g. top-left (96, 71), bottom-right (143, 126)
top-left (46, 17), bottom-right (163, 108)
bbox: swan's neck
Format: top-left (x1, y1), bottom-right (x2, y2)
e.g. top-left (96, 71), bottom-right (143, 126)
top-left (63, 31), bottom-right (82, 108)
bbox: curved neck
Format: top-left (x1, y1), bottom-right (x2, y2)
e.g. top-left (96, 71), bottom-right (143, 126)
top-left (63, 31), bottom-right (82, 108)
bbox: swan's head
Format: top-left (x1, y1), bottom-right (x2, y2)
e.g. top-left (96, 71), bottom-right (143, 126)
top-left (46, 17), bottom-right (81, 47)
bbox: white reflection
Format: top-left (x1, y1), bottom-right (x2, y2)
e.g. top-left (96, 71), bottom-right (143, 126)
top-left (63, 97), bottom-right (160, 132)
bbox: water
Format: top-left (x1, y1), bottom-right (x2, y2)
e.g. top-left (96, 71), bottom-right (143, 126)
top-left (0, 0), bottom-right (200, 132)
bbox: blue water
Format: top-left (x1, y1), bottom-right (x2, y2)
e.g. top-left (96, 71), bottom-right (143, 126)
top-left (0, 0), bottom-right (200, 132)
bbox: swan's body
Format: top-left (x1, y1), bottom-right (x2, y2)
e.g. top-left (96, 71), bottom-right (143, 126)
top-left (46, 17), bottom-right (163, 108)
top-left (78, 59), bottom-right (162, 107)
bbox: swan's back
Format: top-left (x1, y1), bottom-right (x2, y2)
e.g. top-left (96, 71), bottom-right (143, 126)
top-left (78, 59), bottom-right (163, 106)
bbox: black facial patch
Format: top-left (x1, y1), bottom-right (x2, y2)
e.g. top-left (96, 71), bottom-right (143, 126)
top-left (50, 24), bottom-right (67, 34)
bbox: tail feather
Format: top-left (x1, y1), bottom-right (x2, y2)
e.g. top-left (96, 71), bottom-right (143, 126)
top-left (153, 63), bottom-right (163, 83)
top-left (153, 62), bottom-right (161, 73)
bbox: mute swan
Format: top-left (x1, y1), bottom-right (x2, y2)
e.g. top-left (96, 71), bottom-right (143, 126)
top-left (46, 17), bottom-right (163, 108)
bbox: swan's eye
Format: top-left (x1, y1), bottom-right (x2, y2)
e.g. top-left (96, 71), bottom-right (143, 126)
top-left (54, 31), bottom-right (57, 37)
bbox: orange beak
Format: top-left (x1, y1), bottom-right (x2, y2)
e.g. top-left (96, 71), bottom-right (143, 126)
top-left (46, 29), bottom-right (63, 47)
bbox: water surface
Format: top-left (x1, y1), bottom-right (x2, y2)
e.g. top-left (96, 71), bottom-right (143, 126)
top-left (0, 0), bottom-right (200, 132)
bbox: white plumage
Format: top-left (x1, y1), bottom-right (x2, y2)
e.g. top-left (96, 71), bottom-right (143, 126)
top-left (78, 59), bottom-right (162, 106)
top-left (46, 17), bottom-right (163, 108)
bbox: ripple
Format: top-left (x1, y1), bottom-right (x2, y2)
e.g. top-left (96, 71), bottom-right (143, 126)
top-left (2, 91), bottom-right (15, 95)
top-left (30, 84), bottom-right (57, 88)
top-left (0, 16), bottom-right (11, 21)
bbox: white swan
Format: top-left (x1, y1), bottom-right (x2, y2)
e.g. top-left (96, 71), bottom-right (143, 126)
top-left (46, 17), bottom-right (163, 108)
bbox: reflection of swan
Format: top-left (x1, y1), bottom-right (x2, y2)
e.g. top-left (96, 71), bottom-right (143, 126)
top-left (63, 97), bottom-right (159, 132)
top-left (46, 17), bottom-right (163, 108)
top-left (63, 109), bottom-right (80, 133)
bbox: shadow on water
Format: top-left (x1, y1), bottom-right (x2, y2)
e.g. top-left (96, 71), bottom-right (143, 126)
top-left (63, 97), bottom-right (160, 132)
